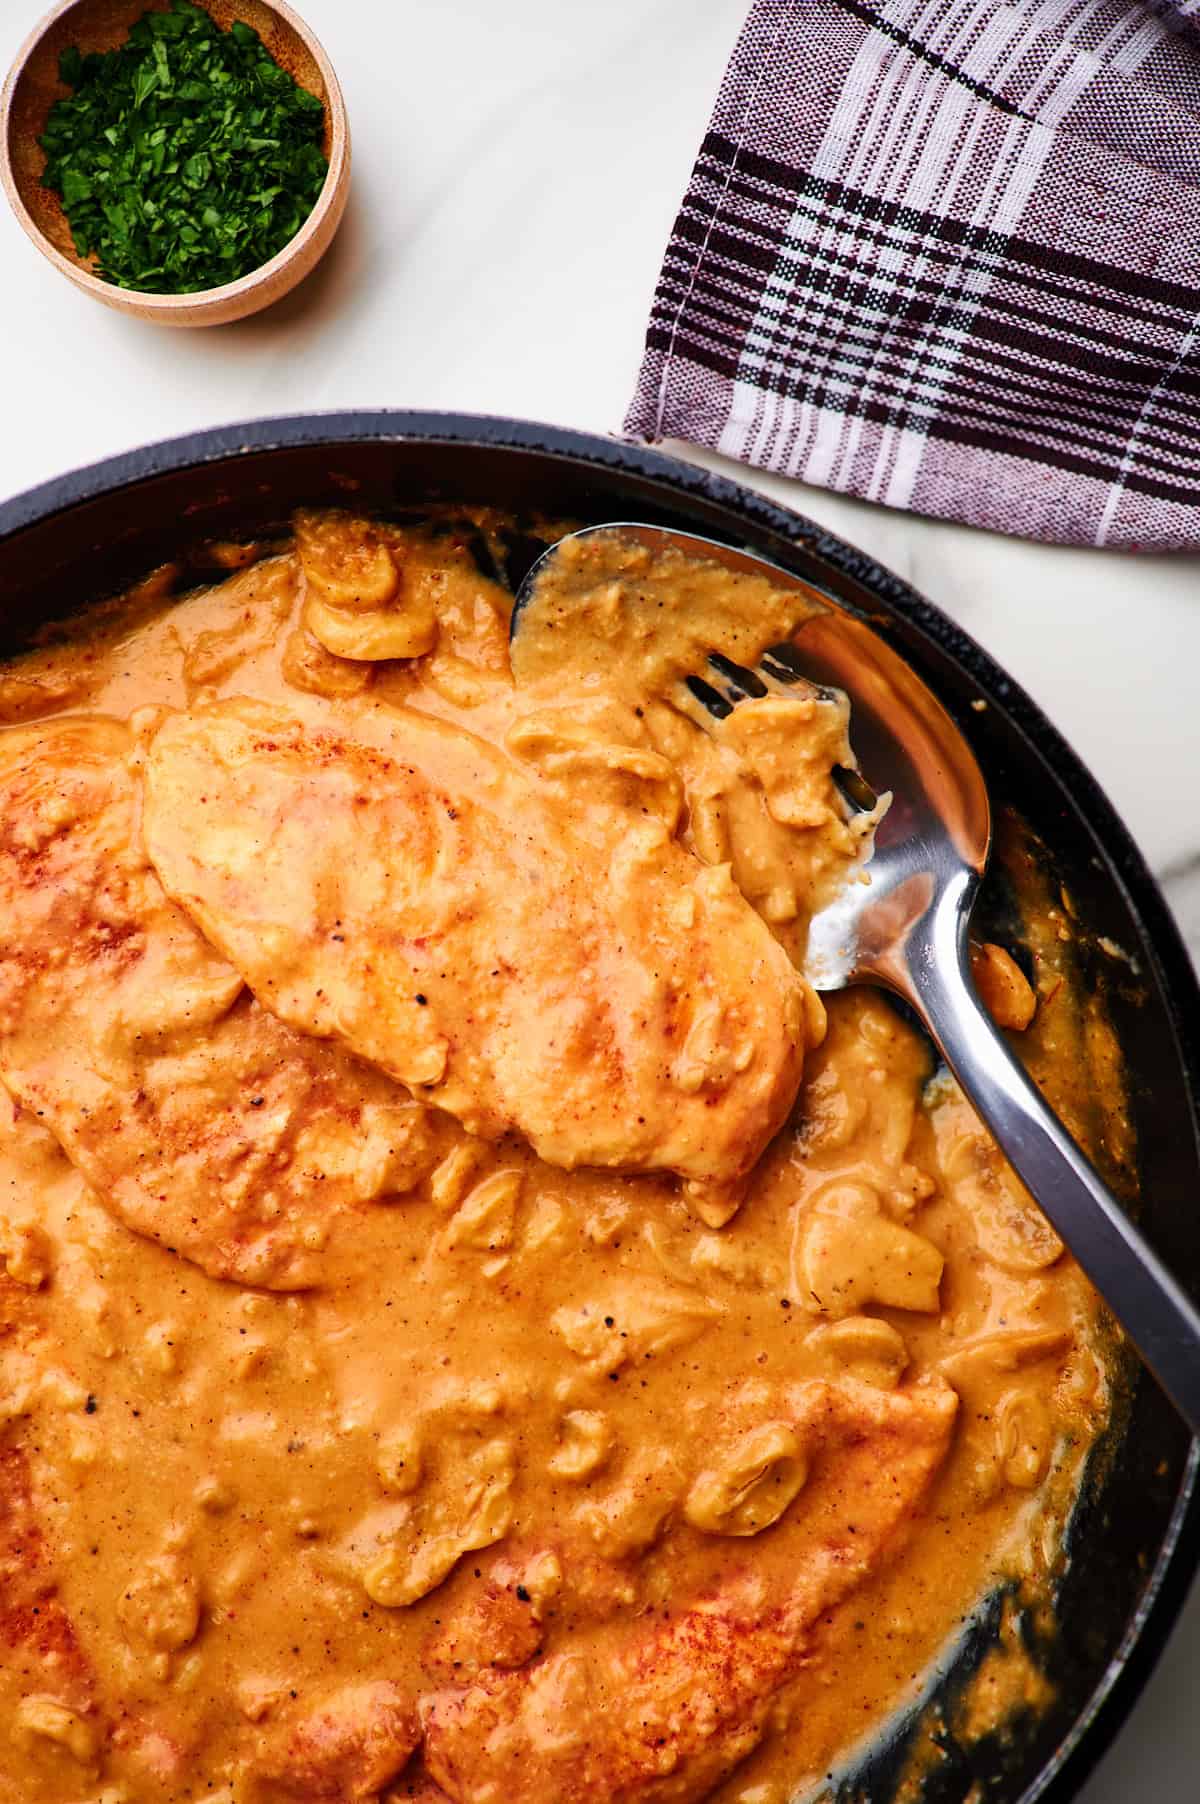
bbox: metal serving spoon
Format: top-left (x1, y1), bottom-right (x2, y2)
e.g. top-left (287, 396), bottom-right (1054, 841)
top-left (511, 523), bottom-right (1200, 1437)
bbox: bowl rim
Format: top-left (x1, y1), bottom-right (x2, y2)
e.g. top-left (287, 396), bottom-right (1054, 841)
top-left (0, 0), bottom-right (349, 311)
top-left (0, 407), bottom-right (1197, 1801)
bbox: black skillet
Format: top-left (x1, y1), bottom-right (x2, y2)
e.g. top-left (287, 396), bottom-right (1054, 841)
top-left (0, 411), bottom-right (1196, 1804)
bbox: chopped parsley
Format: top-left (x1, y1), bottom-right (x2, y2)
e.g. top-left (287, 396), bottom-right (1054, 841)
top-left (39, 0), bottom-right (329, 294)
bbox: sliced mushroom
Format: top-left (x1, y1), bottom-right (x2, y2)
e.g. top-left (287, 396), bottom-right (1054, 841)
top-left (971, 942), bottom-right (1037, 1031)
top-left (797, 1211), bottom-right (943, 1317)
top-left (685, 1422), bottom-right (808, 1537)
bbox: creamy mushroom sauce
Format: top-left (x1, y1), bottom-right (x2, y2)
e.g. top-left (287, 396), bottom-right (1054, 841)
top-left (0, 513), bottom-right (1119, 1804)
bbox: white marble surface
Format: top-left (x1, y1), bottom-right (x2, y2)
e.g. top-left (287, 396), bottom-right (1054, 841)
top-left (1, 1), bottom-right (1197, 1797)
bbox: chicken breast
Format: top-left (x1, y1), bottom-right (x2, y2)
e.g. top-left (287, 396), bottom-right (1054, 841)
top-left (0, 1267), bottom-right (106, 1792)
top-left (237, 1681), bottom-right (419, 1802)
top-left (0, 719), bottom-right (435, 1289)
top-left (0, 1439), bottom-right (107, 1790)
top-left (420, 1380), bottom-right (957, 1804)
top-left (142, 698), bottom-right (813, 1195)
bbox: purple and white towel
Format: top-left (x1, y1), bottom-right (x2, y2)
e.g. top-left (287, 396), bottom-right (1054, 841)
top-left (626, 0), bottom-right (1200, 552)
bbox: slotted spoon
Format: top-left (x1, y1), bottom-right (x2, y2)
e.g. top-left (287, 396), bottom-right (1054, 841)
top-left (511, 522), bottom-right (1200, 1437)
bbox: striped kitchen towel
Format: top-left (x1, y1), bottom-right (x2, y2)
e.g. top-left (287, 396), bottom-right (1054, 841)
top-left (625, 0), bottom-right (1200, 552)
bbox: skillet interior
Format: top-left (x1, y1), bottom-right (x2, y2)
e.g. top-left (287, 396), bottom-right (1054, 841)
top-left (0, 411), bottom-right (1196, 1804)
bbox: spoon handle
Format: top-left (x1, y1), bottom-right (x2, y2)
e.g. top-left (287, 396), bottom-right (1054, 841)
top-left (893, 885), bottom-right (1200, 1440)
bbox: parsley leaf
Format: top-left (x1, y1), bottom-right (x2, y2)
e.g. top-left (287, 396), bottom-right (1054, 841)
top-left (40, 0), bottom-right (330, 294)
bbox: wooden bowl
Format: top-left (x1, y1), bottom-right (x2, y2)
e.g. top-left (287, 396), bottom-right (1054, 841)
top-left (1, 0), bottom-right (350, 326)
